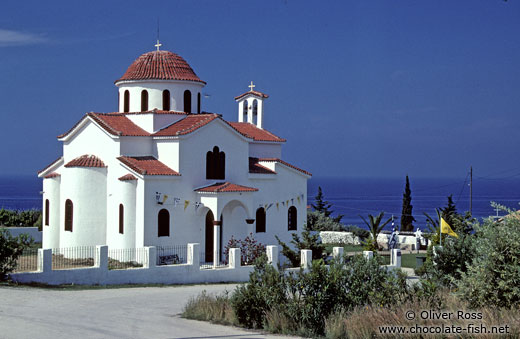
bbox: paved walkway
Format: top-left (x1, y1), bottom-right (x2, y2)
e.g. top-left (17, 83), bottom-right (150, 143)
top-left (0, 284), bottom-right (300, 339)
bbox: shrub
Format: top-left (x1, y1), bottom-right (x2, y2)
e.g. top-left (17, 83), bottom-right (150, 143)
top-left (0, 208), bottom-right (42, 228)
top-left (344, 225), bottom-right (370, 241)
top-left (276, 226), bottom-right (325, 267)
top-left (307, 210), bottom-right (344, 232)
top-left (223, 233), bottom-right (265, 265)
top-left (0, 229), bottom-right (33, 280)
top-left (182, 290), bottom-right (237, 325)
top-left (458, 215), bottom-right (520, 308)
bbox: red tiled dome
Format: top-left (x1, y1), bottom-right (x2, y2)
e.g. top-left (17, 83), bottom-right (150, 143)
top-left (116, 50), bottom-right (205, 84)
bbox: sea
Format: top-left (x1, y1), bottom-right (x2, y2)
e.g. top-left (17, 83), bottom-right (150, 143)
top-left (2, 175), bottom-right (519, 232)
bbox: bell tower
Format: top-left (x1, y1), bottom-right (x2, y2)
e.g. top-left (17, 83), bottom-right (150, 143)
top-left (234, 81), bottom-right (269, 129)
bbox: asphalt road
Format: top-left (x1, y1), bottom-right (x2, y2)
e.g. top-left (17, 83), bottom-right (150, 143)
top-left (0, 284), bottom-right (301, 339)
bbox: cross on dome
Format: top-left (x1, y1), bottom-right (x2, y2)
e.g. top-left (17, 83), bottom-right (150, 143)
top-left (155, 39), bottom-right (162, 51)
top-left (248, 81), bottom-right (255, 92)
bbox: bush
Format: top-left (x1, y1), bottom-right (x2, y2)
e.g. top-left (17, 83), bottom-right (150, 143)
top-left (223, 233), bottom-right (265, 265)
top-left (276, 226), bottom-right (325, 267)
top-left (0, 208), bottom-right (42, 228)
top-left (344, 225), bottom-right (370, 241)
top-left (415, 232), bottom-right (476, 287)
top-left (307, 210), bottom-right (344, 232)
top-left (458, 215), bottom-right (520, 308)
top-left (0, 228), bottom-right (33, 280)
top-left (183, 290), bottom-right (237, 325)
top-left (230, 253), bottom-right (411, 336)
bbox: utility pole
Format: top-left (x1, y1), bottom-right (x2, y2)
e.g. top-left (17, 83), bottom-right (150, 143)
top-left (469, 166), bottom-right (473, 215)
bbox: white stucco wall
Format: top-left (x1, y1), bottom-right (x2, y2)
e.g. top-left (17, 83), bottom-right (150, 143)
top-left (60, 167), bottom-right (107, 247)
top-left (117, 81), bottom-right (204, 113)
top-left (248, 143), bottom-right (282, 159)
top-left (42, 176), bottom-right (60, 248)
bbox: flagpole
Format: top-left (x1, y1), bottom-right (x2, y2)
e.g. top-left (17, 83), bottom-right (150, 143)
top-left (439, 218), bottom-right (442, 247)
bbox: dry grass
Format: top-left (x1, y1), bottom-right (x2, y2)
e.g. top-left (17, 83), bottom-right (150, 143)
top-left (182, 290), bottom-right (237, 326)
top-left (325, 292), bottom-right (520, 338)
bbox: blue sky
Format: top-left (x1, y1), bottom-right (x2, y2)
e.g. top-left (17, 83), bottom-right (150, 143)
top-left (1, 0), bottom-right (520, 179)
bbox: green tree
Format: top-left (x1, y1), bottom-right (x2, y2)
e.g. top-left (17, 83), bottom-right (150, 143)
top-left (400, 175), bottom-right (416, 232)
top-left (0, 229), bottom-right (33, 280)
top-left (306, 210), bottom-right (344, 232)
top-left (360, 212), bottom-right (392, 251)
top-left (311, 186), bottom-right (343, 223)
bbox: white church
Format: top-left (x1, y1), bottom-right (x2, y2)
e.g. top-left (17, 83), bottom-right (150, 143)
top-left (37, 43), bottom-right (311, 263)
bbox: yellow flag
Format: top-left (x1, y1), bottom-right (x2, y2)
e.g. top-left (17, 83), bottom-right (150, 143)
top-left (441, 218), bottom-right (458, 238)
top-left (184, 200), bottom-right (190, 211)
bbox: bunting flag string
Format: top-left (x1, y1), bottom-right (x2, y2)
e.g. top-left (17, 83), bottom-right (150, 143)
top-left (276, 202), bottom-right (279, 211)
top-left (163, 195), bottom-right (169, 204)
top-left (291, 198), bottom-right (294, 206)
top-left (194, 202), bottom-right (202, 211)
top-left (173, 197), bottom-right (180, 208)
top-left (297, 196), bottom-right (301, 204)
top-left (184, 200), bottom-right (190, 211)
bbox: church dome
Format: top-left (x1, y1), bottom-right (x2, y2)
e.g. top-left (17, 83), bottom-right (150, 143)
top-left (116, 50), bottom-right (206, 84)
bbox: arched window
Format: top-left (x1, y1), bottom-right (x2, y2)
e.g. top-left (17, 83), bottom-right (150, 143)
top-left (158, 209), bottom-right (170, 237)
top-left (141, 90), bottom-right (148, 111)
top-left (119, 204), bottom-right (124, 234)
top-left (256, 208), bottom-right (266, 233)
top-left (242, 101), bottom-right (248, 122)
top-left (64, 199), bottom-right (73, 232)
top-left (184, 90), bottom-right (192, 113)
top-left (288, 206), bottom-right (297, 231)
top-left (124, 90), bottom-right (130, 112)
top-left (162, 90), bottom-right (170, 111)
top-left (197, 92), bottom-right (201, 113)
top-left (45, 199), bottom-right (50, 226)
top-left (252, 100), bottom-right (258, 125)
top-left (206, 146), bottom-right (225, 179)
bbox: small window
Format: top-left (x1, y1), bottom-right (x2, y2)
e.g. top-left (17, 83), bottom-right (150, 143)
top-left (256, 208), bottom-right (266, 233)
top-left (158, 209), bottom-right (170, 237)
top-left (64, 199), bottom-right (73, 232)
top-left (288, 206), bottom-right (297, 231)
top-left (119, 204), bottom-right (124, 234)
top-left (206, 146), bottom-right (225, 180)
top-left (184, 90), bottom-right (192, 113)
top-left (124, 90), bottom-right (130, 112)
top-left (162, 90), bottom-right (170, 111)
top-left (197, 92), bottom-right (201, 113)
top-left (141, 90), bottom-right (149, 111)
top-left (45, 199), bottom-right (50, 226)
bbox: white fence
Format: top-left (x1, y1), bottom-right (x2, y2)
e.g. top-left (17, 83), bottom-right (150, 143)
top-left (9, 245), bottom-right (402, 286)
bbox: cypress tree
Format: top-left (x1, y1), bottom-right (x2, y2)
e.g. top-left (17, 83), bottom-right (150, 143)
top-left (311, 186), bottom-right (344, 223)
top-left (400, 175), bottom-right (416, 232)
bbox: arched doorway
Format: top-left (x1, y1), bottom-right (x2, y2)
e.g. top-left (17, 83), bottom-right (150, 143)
top-left (205, 210), bottom-right (214, 262)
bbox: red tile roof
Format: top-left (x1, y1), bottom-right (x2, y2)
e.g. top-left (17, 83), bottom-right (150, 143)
top-left (57, 113), bottom-right (151, 139)
top-left (153, 114), bottom-right (219, 136)
top-left (118, 174), bottom-right (138, 181)
top-left (249, 158), bottom-right (276, 174)
top-left (38, 156), bottom-right (63, 174)
top-left (65, 155), bottom-right (106, 168)
top-left (195, 182), bottom-right (259, 193)
top-left (257, 158), bottom-right (312, 176)
top-left (117, 156), bottom-right (180, 176)
top-left (234, 90), bottom-right (269, 101)
top-left (116, 50), bottom-right (205, 84)
top-left (44, 172), bottom-right (61, 179)
top-left (227, 122), bottom-right (285, 142)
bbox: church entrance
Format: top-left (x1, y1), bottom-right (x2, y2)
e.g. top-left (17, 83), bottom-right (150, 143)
top-left (204, 210), bottom-right (223, 263)
top-left (205, 210), bottom-right (214, 262)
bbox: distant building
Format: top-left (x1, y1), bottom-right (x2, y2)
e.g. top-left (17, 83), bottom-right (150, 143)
top-left (37, 45), bottom-right (311, 262)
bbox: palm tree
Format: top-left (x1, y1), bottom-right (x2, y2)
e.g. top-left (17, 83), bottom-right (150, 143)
top-left (360, 212), bottom-right (392, 251)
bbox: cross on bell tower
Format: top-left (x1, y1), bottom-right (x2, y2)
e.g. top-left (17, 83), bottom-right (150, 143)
top-left (248, 81), bottom-right (255, 92)
top-left (235, 82), bottom-right (269, 129)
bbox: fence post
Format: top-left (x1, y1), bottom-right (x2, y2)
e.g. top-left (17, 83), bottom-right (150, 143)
top-left (188, 243), bottom-right (200, 270)
top-left (266, 245), bottom-right (279, 270)
top-left (301, 249), bottom-right (312, 271)
top-left (229, 248), bottom-right (241, 269)
top-left (145, 246), bottom-right (156, 269)
top-left (363, 251), bottom-right (373, 260)
top-left (391, 249), bottom-right (401, 267)
top-left (95, 245), bottom-right (108, 270)
top-left (332, 247), bottom-right (344, 263)
top-left (37, 248), bottom-right (52, 272)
